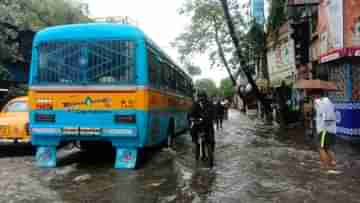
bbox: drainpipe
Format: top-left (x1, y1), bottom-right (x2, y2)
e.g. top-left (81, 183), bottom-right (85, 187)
top-left (346, 63), bottom-right (352, 101)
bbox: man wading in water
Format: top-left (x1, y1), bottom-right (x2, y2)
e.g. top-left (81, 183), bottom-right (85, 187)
top-left (314, 96), bottom-right (337, 167)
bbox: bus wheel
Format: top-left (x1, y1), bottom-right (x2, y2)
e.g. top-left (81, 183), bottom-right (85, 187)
top-left (135, 148), bottom-right (145, 169)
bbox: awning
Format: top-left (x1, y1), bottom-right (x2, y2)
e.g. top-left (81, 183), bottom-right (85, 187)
top-left (287, 0), bottom-right (319, 6)
top-left (294, 79), bottom-right (337, 91)
top-left (270, 78), bottom-right (294, 88)
top-left (256, 79), bottom-right (269, 88)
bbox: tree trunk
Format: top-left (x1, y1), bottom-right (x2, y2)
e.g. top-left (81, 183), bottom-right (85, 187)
top-left (213, 17), bottom-right (248, 112)
top-left (219, 0), bottom-right (271, 116)
top-left (213, 19), bottom-right (236, 86)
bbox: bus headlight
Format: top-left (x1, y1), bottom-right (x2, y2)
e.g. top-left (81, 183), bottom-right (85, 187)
top-left (31, 127), bottom-right (61, 135)
top-left (35, 113), bottom-right (56, 123)
top-left (114, 115), bottom-right (136, 124)
top-left (103, 128), bottom-right (136, 136)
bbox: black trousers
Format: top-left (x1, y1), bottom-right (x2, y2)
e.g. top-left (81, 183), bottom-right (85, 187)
top-left (191, 124), bottom-right (215, 159)
top-left (215, 116), bottom-right (223, 129)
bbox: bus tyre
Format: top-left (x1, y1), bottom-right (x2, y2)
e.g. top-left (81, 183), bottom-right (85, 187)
top-left (79, 141), bottom-right (94, 151)
top-left (135, 148), bottom-right (145, 169)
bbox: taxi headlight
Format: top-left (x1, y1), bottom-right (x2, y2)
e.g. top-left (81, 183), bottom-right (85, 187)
top-left (31, 127), bottom-right (61, 134)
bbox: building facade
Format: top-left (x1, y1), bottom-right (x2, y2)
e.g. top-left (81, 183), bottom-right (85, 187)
top-left (315, 0), bottom-right (360, 141)
top-left (267, 23), bottom-right (297, 88)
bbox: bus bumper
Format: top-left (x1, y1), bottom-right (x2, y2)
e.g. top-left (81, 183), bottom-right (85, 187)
top-left (114, 148), bottom-right (138, 169)
top-left (35, 146), bottom-right (57, 168)
top-left (31, 127), bottom-right (141, 169)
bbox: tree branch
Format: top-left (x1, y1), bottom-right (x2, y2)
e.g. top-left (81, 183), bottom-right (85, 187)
top-left (219, 0), bottom-right (271, 114)
top-left (212, 15), bottom-right (237, 87)
top-left (0, 21), bottom-right (19, 32)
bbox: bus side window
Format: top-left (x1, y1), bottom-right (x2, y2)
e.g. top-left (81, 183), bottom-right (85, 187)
top-left (173, 70), bottom-right (177, 92)
top-left (188, 83), bottom-right (194, 97)
top-left (166, 64), bottom-right (172, 90)
top-left (176, 72), bottom-right (181, 94)
top-left (179, 75), bottom-right (185, 95)
top-left (170, 68), bottom-right (176, 91)
top-left (148, 50), bottom-right (158, 86)
top-left (160, 62), bottom-right (168, 89)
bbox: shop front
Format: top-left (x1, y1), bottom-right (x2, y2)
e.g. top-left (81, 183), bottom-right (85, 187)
top-left (316, 0), bottom-right (360, 141)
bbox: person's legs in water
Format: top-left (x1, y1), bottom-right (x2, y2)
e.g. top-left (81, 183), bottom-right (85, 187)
top-left (195, 142), bottom-right (200, 160)
top-left (319, 130), bottom-right (330, 167)
top-left (319, 131), bottom-right (336, 167)
top-left (191, 125), bottom-right (200, 160)
top-left (326, 132), bottom-right (336, 166)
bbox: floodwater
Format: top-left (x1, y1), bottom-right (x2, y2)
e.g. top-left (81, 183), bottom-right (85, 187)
top-left (1, 110), bottom-right (360, 203)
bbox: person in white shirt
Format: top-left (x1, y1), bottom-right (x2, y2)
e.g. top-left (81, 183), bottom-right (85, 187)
top-left (314, 96), bottom-right (336, 167)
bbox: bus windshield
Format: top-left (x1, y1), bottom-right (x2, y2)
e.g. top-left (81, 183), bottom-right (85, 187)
top-left (34, 40), bottom-right (135, 85)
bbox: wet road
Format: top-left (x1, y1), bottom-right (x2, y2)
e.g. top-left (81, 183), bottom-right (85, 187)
top-left (1, 109), bottom-right (360, 202)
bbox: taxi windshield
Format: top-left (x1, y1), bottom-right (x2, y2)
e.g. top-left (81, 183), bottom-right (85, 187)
top-left (3, 101), bottom-right (28, 112)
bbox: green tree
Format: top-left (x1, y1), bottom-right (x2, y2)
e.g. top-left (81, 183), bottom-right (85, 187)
top-left (219, 78), bottom-right (234, 98)
top-left (0, 64), bottom-right (11, 81)
top-left (184, 61), bottom-right (202, 76)
top-left (0, 0), bottom-right (90, 103)
top-left (173, 0), bottom-right (244, 86)
top-left (266, 0), bottom-right (287, 35)
top-left (0, 0), bottom-right (91, 79)
top-left (219, 0), bottom-right (271, 116)
top-left (195, 78), bottom-right (218, 98)
top-left (245, 21), bottom-right (269, 81)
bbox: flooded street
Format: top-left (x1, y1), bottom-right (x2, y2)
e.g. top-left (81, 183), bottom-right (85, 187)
top-left (1, 109), bottom-right (360, 202)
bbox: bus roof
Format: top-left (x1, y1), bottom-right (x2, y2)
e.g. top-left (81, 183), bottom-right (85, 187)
top-left (33, 23), bottom-right (145, 45)
top-left (33, 23), bottom-right (192, 83)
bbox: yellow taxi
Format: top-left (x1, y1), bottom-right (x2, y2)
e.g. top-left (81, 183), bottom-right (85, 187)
top-left (0, 96), bottom-right (29, 142)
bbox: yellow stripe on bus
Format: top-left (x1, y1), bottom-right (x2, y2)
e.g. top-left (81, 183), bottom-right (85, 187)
top-left (28, 89), bottom-right (192, 111)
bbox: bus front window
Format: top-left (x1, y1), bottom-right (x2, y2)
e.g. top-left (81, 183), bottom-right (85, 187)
top-left (35, 40), bottom-right (135, 85)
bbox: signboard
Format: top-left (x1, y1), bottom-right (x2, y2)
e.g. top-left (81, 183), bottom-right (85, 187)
top-left (287, 0), bottom-right (319, 6)
top-left (317, 0), bottom-right (343, 56)
top-left (344, 0), bottom-right (360, 48)
top-left (335, 102), bottom-right (360, 141)
top-left (250, 0), bottom-right (265, 24)
top-left (92, 16), bottom-right (139, 26)
top-left (267, 39), bottom-right (296, 86)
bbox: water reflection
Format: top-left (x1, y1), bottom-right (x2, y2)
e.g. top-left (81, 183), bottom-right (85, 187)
top-left (18, 110), bottom-right (360, 203)
top-left (189, 169), bottom-right (216, 200)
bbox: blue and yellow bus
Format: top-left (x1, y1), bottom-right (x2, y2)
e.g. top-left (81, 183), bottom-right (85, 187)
top-left (29, 23), bottom-right (193, 169)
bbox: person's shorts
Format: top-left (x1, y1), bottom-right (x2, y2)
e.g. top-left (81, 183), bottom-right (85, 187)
top-left (318, 131), bottom-right (336, 150)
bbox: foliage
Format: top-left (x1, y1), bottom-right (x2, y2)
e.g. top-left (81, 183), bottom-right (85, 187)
top-left (7, 85), bottom-right (28, 98)
top-left (220, 0), bottom-right (271, 115)
top-left (0, 64), bottom-right (12, 81)
top-left (0, 0), bottom-right (90, 102)
top-left (0, 0), bottom-right (90, 64)
top-left (219, 77), bottom-right (234, 98)
top-left (246, 23), bottom-right (265, 58)
top-left (173, 0), bottom-right (245, 81)
top-left (194, 78), bottom-right (219, 97)
top-left (266, 0), bottom-right (287, 35)
top-left (184, 61), bottom-right (202, 76)
top-left (0, 84), bottom-right (28, 108)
